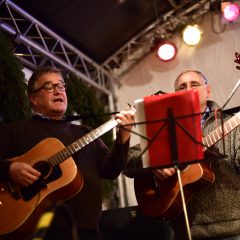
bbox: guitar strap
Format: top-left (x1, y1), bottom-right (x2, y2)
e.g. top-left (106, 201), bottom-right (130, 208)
top-left (65, 111), bottom-right (118, 122)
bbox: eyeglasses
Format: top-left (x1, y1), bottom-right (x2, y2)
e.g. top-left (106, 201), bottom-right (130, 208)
top-left (31, 81), bottom-right (67, 93)
top-left (175, 82), bottom-right (204, 91)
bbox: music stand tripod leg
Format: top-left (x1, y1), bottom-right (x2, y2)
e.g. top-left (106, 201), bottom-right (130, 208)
top-left (168, 108), bottom-right (192, 240)
top-left (176, 167), bottom-right (192, 240)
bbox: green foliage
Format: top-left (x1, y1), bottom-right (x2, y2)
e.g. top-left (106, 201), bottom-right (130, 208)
top-left (0, 32), bottom-right (31, 123)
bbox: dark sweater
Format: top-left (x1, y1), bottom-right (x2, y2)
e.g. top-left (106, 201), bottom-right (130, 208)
top-left (0, 116), bottom-right (129, 232)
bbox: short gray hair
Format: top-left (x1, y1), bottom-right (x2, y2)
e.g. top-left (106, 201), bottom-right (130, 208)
top-left (174, 70), bottom-right (208, 90)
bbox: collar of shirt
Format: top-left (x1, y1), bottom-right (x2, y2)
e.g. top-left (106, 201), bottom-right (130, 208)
top-left (201, 106), bottom-right (210, 128)
top-left (33, 112), bottom-right (66, 121)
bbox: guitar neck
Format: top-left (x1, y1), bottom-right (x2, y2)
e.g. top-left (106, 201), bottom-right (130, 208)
top-left (48, 118), bottom-right (118, 166)
top-left (203, 112), bottom-right (240, 148)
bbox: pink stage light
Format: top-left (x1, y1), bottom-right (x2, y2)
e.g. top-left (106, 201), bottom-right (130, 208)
top-left (223, 3), bottom-right (240, 22)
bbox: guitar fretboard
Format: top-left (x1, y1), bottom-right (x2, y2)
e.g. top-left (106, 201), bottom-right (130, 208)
top-left (48, 118), bottom-right (118, 166)
top-left (203, 112), bottom-right (240, 148)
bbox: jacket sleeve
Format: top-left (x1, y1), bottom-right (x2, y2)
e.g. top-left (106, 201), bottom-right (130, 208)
top-left (0, 160), bottom-right (12, 181)
top-left (96, 135), bottom-right (130, 179)
top-left (233, 126), bottom-right (240, 173)
top-left (0, 123), bottom-right (13, 181)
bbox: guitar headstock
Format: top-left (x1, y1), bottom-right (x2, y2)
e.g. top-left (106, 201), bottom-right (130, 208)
top-left (234, 52), bottom-right (240, 70)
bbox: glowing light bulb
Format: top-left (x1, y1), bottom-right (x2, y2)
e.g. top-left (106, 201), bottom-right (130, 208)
top-left (182, 25), bottom-right (202, 46)
top-left (157, 42), bottom-right (177, 61)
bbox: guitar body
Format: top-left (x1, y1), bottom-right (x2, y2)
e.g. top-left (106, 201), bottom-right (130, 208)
top-left (134, 163), bottom-right (215, 220)
top-left (0, 138), bottom-right (83, 240)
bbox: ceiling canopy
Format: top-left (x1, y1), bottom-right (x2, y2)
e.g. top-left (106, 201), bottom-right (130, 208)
top-left (0, 0), bottom-right (212, 96)
top-left (10, 0), bottom-right (177, 64)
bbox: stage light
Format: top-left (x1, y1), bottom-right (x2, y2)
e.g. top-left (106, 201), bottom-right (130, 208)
top-left (182, 25), bottom-right (202, 46)
top-left (222, 2), bottom-right (240, 22)
top-left (157, 41), bottom-right (177, 62)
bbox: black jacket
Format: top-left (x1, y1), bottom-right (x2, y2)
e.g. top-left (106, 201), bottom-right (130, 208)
top-left (0, 116), bottom-right (129, 233)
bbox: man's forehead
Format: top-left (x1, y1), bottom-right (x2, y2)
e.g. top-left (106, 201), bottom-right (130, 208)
top-left (38, 73), bottom-right (64, 82)
top-left (177, 72), bottom-right (203, 83)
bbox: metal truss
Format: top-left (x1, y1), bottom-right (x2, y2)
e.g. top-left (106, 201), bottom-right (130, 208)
top-left (102, 0), bottom-right (213, 80)
top-left (0, 0), bottom-right (216, 93)
top-left (0, 0), bottom-right (114, 96)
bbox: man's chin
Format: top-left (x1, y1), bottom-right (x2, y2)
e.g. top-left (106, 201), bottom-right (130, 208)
top-left (51, 108), bottom-right (66, 116)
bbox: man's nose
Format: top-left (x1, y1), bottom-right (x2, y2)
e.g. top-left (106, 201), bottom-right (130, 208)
top-left (186, 84), bottom-right (193, 90)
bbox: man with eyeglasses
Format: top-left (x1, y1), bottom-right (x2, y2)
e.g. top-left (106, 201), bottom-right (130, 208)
top-left (0, 66), bottom-right (135, 240)
top-left (125, 70), bottom-right (240, 240)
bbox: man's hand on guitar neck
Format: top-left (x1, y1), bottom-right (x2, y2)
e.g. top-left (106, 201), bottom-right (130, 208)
top-left (115, 108), bottom-right (135, 144)
top-left (153, 167), bottom-right (176, 180)
top-left (9, 162), bottom-right (41, 187)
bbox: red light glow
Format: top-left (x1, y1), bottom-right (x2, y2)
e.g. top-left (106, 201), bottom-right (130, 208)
top-left (157, 42), bottom-right (177, 62)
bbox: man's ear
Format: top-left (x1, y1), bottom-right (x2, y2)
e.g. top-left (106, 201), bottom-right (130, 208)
top-left (206, 85), bottom-right (211, 98)
top-left (28, 94), bottom-right (37, 106)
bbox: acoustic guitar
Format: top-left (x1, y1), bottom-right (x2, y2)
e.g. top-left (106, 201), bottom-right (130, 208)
top-left (134, 110), bottom-right (240, 220)
top-left (0, 118), bottom-right (118, 240)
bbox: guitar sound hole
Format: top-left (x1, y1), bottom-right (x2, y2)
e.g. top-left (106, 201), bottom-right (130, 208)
top-left (34, 161), bottom-right (51, 178)
top-left (21, 163), bottom-right (62, 201)
top-left (21, 161), bottom-right (50, 201)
